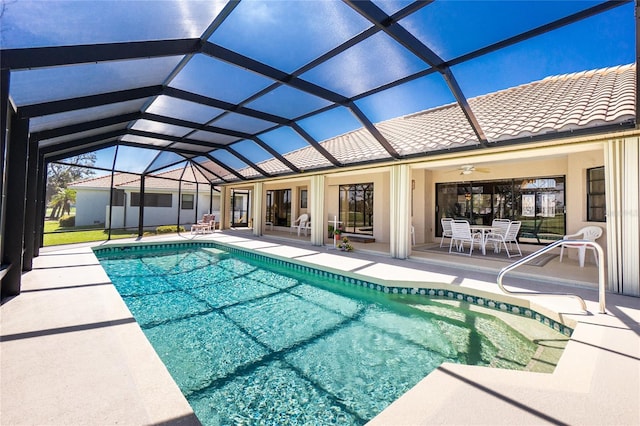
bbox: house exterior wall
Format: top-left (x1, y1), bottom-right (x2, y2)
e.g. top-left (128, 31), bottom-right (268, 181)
top-left (566, 149), bottom-right (607, 255)
top-left (221, 132), bottom-right (639, 296)
top-left (411, 169), bottom-right (429, 245)
top-left (75, 187), bottom-right (218, 230)
top-left (125, 191), bottom-right (214, 229)
top-left (325, 169), bottom-right (390, 243)
top-left (75, 189), bottom-right (110, 226)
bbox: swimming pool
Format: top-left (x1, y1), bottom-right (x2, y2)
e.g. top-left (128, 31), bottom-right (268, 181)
top-left (95, 243), bottom-right (569, 425)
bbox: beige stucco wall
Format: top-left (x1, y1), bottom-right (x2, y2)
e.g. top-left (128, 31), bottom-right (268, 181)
top-left (325, 169), bottom-right (390, 243)
top-left (410, 169), bottom-right (429, 245)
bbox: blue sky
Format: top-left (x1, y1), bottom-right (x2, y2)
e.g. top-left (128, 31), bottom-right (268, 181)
top-left (1, 1), bottom-right (635, 175)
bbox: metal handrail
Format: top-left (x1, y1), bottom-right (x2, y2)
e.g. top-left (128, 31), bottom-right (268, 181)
top-left (496, 239), bottom-right (606, 314)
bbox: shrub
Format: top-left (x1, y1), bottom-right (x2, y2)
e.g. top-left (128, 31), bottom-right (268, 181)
top-left (156, 225), bottom-right (185, 234)
top-left (58, 215), bottom-right (75, 227)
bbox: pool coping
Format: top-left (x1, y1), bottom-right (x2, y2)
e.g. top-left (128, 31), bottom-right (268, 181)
top-left (2, 232), bottom-right (638, 425)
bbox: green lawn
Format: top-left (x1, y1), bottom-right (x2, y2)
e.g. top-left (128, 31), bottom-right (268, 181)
top-left (43, 219), bottom-right (138, 246)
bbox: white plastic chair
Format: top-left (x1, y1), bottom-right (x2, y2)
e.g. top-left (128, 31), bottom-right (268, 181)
top-left (449, 220), bottom-right (482, 256)
top-left (440, 218), bottom-right (454, 247)
top-left (559, 226), bottom-right (603, 267)
top-left (486, 221), bottom-right (522, 258)
top-left (290, 213), bottom-right (309, 236)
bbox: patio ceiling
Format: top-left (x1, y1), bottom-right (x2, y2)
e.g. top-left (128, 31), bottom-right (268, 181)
top-left (1, 0), bottom-right (635, 184)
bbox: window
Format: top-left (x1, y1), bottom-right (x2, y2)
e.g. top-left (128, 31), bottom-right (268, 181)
top-left (339, 183), bottom-right (374, 235)
top-left (111, 189), bottom-right (125, 206)
top-left (130, 192), bottom-right (172, 207)
top-left (587, 166), bottom-right (606, 222)
top-left (300, 189), bottom-right (308, 208)
top-left (181, 194), bottom-right (194, 210)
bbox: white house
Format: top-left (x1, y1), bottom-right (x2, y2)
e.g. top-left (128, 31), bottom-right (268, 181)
top-left (70, 168), bottom-right (220, 230)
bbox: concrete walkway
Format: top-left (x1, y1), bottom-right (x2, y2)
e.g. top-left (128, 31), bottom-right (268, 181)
top-left (1, 231), bottom-right (638, 425)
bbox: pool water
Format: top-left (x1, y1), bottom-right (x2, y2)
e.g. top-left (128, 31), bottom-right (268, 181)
top-left (97, 246), bottom-right (563, 425)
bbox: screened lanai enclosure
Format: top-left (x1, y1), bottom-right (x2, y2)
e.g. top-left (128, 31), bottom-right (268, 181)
top-left (0, 0), bottom-right (636, 299)
top-left (47, 151), bottom-right (220, 243)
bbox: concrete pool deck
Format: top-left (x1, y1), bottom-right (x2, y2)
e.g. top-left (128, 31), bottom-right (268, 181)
top-left (1, 231), bottom-right (638, 425)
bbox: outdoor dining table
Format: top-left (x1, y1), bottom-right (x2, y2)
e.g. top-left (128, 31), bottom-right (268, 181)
top-left (469, 225), bottom-right (501, 255)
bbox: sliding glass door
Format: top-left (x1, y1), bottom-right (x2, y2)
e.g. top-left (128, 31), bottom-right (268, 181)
top-left (265, 189), bottom-right (291, 227)
top-left (436, 176), bottom-right (565, 244)
top-left (339, 183), bottom-right (374, 235)
top-left (231, 190), bottom-right (250, 227)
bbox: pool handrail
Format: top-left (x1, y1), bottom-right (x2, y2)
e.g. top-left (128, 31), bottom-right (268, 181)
top-left (497, 239), bottom-right (606, 314)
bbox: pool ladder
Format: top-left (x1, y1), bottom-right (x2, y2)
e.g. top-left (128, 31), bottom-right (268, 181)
top-left (496, 239), bottom-right (606, 314)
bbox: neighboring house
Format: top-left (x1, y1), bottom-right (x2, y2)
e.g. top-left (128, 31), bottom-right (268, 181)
top-left (70, 168), bottom-right (220, 229)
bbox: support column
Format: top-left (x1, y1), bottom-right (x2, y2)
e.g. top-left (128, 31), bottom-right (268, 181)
top-left (389, 164), bottom-right (411, 259)
top-left (309, 175), bottom-right (325, 246)
top-left (605, 137), bottom-right (640, 296)
top-left (137, 175), bottom-right (145, 237)
top-left (219, 186), bottom-right (228, 230)
top-left (34, 153), bottom-right (46, 256)
top-left (22, 138), bottom-right (38, 271)
top-left (1, 115), bottom-right (29, 298)
top-left (0, 69), bottom-right (11, 298)
top-left (253, 182), bottom-right (263, 236)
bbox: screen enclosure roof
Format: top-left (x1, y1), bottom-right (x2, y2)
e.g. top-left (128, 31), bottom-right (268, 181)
top-left (1, 0), bottom-right (636, 184)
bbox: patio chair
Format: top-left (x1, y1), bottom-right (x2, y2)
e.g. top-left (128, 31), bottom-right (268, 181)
top-left (491, 218), bottom-right (511, 237)
top-left (440, 217), bottom-right (454, 247)
top-left (486, 220), bottom-right (522, 258)
top-left (191, 214), bottom-right (215, 234)
top-left (290, 213), bottom-right (309, 236)
top-left (559, 226), bottom-right (603, 267)
top-left (449, 220), bottom-right (482, 256)
top-left (303, 218), bottom-right (312, 237)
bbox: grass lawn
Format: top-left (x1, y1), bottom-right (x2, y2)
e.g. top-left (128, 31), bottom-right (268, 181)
top-left (43, 219), bottom-right (138, 246)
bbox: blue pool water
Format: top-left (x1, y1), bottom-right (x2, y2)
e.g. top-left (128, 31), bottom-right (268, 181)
top-left (97, 245), bottom-right (551, 425)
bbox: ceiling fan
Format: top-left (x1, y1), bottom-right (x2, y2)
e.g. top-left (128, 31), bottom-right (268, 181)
top-left (453, 164), bottom-right (491, 175)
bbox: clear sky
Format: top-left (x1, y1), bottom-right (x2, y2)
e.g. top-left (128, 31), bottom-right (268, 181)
top-left (1, 0), bottom-right (635, 175)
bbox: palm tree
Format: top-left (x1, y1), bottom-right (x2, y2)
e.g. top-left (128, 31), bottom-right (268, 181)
top-left (49, 188), bottom-right (76, 219)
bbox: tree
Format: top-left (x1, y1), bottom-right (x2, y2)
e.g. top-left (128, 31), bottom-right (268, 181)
top-left (46, 154), bottom-right (97, 207)
top-left (49, 188), bottom-right (76, 219)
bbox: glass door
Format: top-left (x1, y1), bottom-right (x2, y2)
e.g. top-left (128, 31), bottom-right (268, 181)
top-left (266, 189), bottom-right (291, 226)
top-left (515, 178), bottom-right (565, 243)
top-left (231, 190), bottom-right (250, 227)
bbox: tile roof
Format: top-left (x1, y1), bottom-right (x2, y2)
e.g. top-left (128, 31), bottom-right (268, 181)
top-left (70, 169), bottom-right (211, 192)
top-left (472, 64), bottom-right (635, 141)
top-left (70, 172), bottom-right (140, 189)
top-left (245, 64), bottom-right (635, 174)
